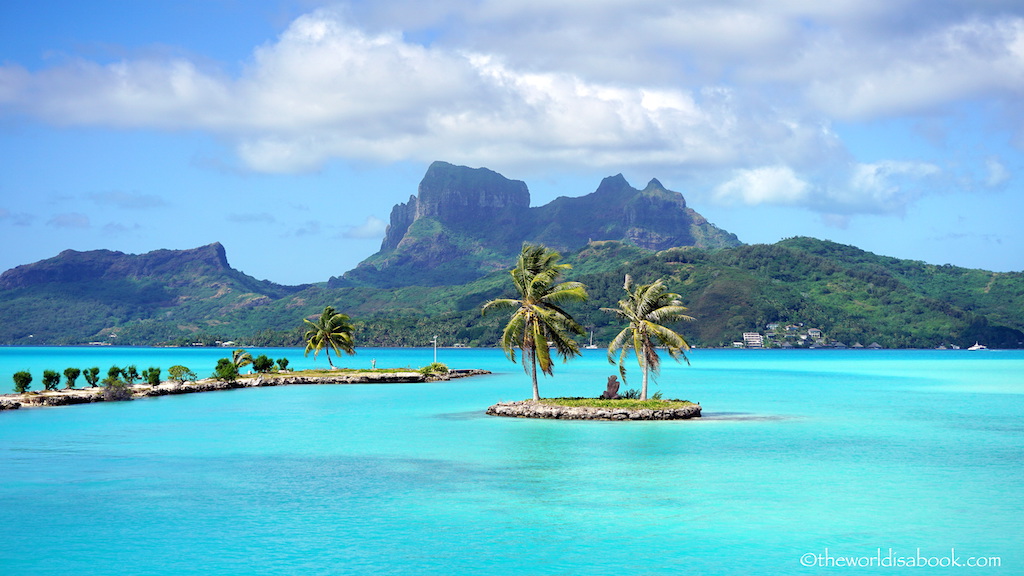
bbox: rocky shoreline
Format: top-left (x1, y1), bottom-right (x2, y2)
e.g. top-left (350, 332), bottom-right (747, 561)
top-left (0, 369), bottom-right (491, 411)
top-left (486, 400), bottom-right (702, 420)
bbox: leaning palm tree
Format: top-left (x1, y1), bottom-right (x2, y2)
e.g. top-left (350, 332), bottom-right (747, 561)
top-left (303, 306), bottom-right (356, 369)
top-left (602, 275), bottom-right (694, 400)
top-left (231, 349), bottom-right (253, 370)
top-left (482, 244), bottom-right (588, 401)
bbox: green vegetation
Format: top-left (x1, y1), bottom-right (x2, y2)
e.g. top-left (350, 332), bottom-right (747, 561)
top-left (168, 365), bottom-right (197, 384)
top-left (122, 365), bottom-right (140, 385)
top-left (276, 358), bottom-right (290, 371)
top-left (12, 371), bottom-right (32, 394)
top-left (482, 244), bottom-right (589, 400)
top-left (231, 349), bottom-right (253, 370)
top-left (101, 376), bottom-right (133, 401)
top-left (213, 358), bottom-right (239, 382)
top-left (418, 362), bottom-right (449, 376)
top-left (252, 354), bottom-right (274, 373)
top-left (538, 397), bottom-right (695, 410)
top-left (42, 370), bottom-right (60, 391)
top-left (603, 275), bottom-right (693, 400)
top-left (84, 367), bottom-right (100, 387)
top-left (303, 306), bottom-right (356, 369)
top-left (143, 367), bottom-right (162, 386)
top-left (63, 367), bottom-right (81, 389)
top-left (1, 237), bottom-right (1022, 349)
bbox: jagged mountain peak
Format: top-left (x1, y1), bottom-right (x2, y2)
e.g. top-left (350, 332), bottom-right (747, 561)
top-left (644, 178), bottom-right (665, 191)
top-left (342, 162), bottom-right (741, 287)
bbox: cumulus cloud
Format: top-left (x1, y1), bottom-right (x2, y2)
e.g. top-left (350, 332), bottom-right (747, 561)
top-left (802, 17), bottom-right (1024, 119)
top-left (0, 9), bottom-right (839, 176)
top-left (342, 216), bottom-right (387, 239)
top-left (1, 2), bottom-right (1020, 219)
top-left (714, 166), bottom-right (812, 206)
top-left (713, 160), bottom-right (941, 215)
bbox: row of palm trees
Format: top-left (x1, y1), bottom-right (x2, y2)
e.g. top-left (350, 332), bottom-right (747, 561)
top-left (483, 243), bottom-right (693, 401)
top-left (299, 243), bottom-right (692, 400)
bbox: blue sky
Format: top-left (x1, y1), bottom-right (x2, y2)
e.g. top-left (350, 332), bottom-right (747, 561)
top-left (2, 0), bottom-right (1022, 285)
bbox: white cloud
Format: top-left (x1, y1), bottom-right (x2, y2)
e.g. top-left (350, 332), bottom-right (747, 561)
top-left (984, 157), bottom-right (1010, 187)
top-left (714, 166), bottom-right (812, 206)
top-left (0, 9), bottom-right (839, 175)
top-left (713, 160), bottom-right (941, 215)
top-left (0, 2), bottom-right (1019, 221)
top-left (803, 18), bottom-right (1024, 119)
top-left (839, 161), bottom-right (941, 214)
top-left (342, 216), bottom-right (387, 239)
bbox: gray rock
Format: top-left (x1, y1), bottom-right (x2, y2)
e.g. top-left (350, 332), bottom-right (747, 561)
top-left (486, 400), bottom-right (701, 420)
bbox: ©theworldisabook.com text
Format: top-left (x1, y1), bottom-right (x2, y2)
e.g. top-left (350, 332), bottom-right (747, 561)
top-left (800, 548), bottom-right (1001, 569)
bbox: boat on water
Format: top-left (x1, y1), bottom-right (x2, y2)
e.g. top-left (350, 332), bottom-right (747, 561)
top-left (967, 342), bottom-right (988, 351)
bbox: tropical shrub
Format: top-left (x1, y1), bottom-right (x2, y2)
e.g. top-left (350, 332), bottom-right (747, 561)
top-left (102, 376), bottom-right (134, 401)
top-left (418, 362), bottom-right (449, 376)
top-left (143, 367), bottom-right (162, 386)
top-left (276, 358), bottom-right (290, 371)
top-left (252, 355), bottom-right (274, 373)
top-left (213, 358), bottom-right (238, 382)
top-left (13, 371), bottom-right (32, 394)
top-left (84, 367), bottom-right (100, 387)
top-left (122, 365), bottom-right (140, 384)
top-left (168, 365), bottom-right (197, 384)
top-left (107, 365), bottom-right (122, 380)
top-left (42, 370), bottom-right (61, 391)
top-left (63, 367), bottom-right (81, 389)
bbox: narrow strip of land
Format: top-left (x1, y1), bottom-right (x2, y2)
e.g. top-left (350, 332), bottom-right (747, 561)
top-left (0, 369), bottom-right (491, 410)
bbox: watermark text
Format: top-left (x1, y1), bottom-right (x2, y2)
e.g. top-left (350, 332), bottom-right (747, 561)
top-left (800, 548), bottom-right (1001, 569)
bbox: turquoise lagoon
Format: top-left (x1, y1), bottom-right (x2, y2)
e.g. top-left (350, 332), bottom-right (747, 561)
top-left (1, 347), bottom-right (1022, 575)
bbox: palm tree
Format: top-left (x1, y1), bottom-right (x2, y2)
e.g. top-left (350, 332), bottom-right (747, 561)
top-left (482, 244), bottom-right (588, 401)
top-left (304, 306), bottom-right (356, 369)
top-left (231, 349), bottom-right (253, 370)
top-left (602, 275), bottom-right (694, 400)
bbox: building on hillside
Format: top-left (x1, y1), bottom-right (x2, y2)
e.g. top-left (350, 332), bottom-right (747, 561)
top-left (743, 332), bottom-right (764, 348)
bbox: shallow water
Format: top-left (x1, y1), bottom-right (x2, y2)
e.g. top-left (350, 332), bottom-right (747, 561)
top-left (1, 348), bottom-right (1021, 575)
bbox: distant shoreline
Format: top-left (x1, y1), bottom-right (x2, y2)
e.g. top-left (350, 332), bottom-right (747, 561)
top-left (0, 369), bottom-right (491, 411)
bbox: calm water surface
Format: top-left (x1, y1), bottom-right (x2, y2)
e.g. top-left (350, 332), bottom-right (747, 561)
top-left (1, 347), bottom-right (1021, 575)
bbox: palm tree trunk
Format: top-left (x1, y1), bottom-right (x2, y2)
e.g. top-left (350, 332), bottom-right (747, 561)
top-left (640, 347), bottom-right (649, 400)
top-left (326, 347), bottom-right (335, 369)
top-left (529, 350), bottom-right (540, 401)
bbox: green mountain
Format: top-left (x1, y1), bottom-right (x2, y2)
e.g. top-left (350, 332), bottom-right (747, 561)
top-left (0, 162), bottom-right (1021, 349)
top-left (0, 243), bottom-right (306, 345)
top-left (339, 161), bottom-right (739, 287)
